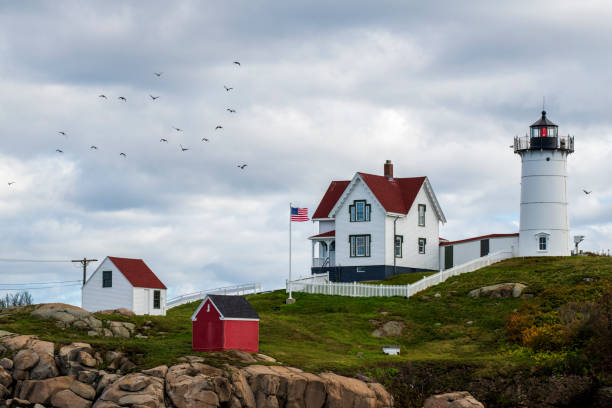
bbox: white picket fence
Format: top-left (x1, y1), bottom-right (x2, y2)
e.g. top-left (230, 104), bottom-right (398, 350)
top-left (167, 283), bottom-right (262, 308)
top-left (286, 250), bottom-right (513, 298)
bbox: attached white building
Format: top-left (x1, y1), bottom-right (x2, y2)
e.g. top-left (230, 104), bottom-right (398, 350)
top-left (82, 256), bottom-right (167, 316)
top-left (439, 233), bottom-right (519, 270)
top-left (310, 160), bottom-right (447, 282)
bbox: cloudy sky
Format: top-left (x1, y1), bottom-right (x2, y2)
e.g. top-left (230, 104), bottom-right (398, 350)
top-left (1, 1), bottom-right (612, 305)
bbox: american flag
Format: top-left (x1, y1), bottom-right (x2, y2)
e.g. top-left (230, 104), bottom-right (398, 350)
top-left (290, 207), bottom-right (309, 222)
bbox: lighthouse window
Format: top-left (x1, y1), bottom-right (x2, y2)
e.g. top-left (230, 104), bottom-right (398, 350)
top-left (539, 236), bottom-right (547, 251)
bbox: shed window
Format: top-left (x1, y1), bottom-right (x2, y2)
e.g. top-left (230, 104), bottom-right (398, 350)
top-left (102, 271), bottom-right (112, 288)
top-left (418, 238), bottom-right (426, 254)
top-left (480, 239), bottom-right (490, 257)
top-left (153, 290), bottom-right (161, 309)
top-left (418, 204), bottom-right (426, 226)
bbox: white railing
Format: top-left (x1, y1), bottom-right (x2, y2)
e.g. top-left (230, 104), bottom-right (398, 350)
top-left (167, 283), bottom-right (262, 308)
top-left (286, 250), bottom-right (513, 298)
top-left (313, 252), bottom-right (335, 267)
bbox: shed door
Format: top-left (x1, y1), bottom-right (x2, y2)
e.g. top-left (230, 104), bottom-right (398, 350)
top-left (444, 246), bottom-right (453, 270)
top-left (480, 239), bottom-right (490, 257)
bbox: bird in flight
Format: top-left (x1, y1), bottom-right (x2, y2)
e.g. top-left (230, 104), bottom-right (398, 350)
top-left (173, 127), bottom-right (183, 132)
top-left (583, 189), bottom-right (592, 195)
top-left (215, 125), bottom-right (223, 130)
top-left (233, 61), bottom-right (241, 66)
top-left (237, 164), bottom-right (247, 169)
top-left (118, 96), bottom-right (127, 101)
top-left (180, 144), bottom-right (189, 152)
top-left (150, 95), bottom-right (160, 100)
top-left (160, 138), bottom-right (168, 143)
top-left (98, 94), bottom-right (107, 99)
top-left (201, 137), bottom-right (209, 142)
top-left (224, 86), bottom-right (233, 92)
top-left (226, 108), bottom-right (236, 113)
top-left (154, 72), bottom-right (163, 77)
top-left (58, 131), bottom-right (66, 136)
top-left (90, 146), bottom-right (98, 150)
top-left (8, 182), bottom-right (15, 186)
top-left (120, 152), bottom-right (127, 157)
top-left (56, 149), bottom-right (63, 153)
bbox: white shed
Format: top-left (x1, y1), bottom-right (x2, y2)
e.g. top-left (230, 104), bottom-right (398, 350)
top-left (82, 256), bottom-right (167, 316)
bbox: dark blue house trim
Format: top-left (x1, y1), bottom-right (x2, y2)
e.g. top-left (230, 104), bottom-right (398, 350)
top-left (311, 265), bottom-right (437, 282)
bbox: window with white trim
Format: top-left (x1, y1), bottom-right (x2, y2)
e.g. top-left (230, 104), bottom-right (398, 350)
top-left (394, 235), bottom-right (403, 258)
top-left (350, 235), bottom-right (371, 257)
top-left (418, 204), bottom-right (426, 226)
top-left (418, 238), bottom-right (426, 254)
top-left (539, 236), bottom-right (547, 251)
top-left (349, 200), bottom-right (371, 222)
top-left (153, 290), bottom-right (161, 309)
top-left (102, 271), bottom-right (112, 288)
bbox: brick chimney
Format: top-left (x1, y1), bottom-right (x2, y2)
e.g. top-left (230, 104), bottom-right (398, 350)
top-left (384, 160), bottom-right (393, 179)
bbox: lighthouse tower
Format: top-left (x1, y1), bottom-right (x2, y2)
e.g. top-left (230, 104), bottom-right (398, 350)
top-left (514, 111), bottom-right (574, 256)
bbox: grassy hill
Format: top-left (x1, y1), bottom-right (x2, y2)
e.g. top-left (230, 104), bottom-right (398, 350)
top-left (1, 256), bottom-right (611, 395)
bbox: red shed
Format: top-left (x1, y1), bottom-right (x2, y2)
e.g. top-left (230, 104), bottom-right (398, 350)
top-left (191, 294), bottom-right (260, 353)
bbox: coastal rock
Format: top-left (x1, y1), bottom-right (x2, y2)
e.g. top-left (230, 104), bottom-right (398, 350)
top-left (0, 357), bottom-right (14, 371)
top-left (0, 365), bottom-right (12, 387)
top-left (321, 372), bottom-right (378, 408)
top-left (97, 373), bottom-right (164, 408)
top-left (423, 391), bottom-right (484, 408)
top-left (166, 362), bottom-right (228, 408)
top-left (371, 321), bottom-right (404, 337)
top-left (51, 389), bottom-right (92, 408)
top-left (13, 350), bottom-right (39, 372)
top-left (97, 308), bottom-right (135, 317)
top-left (18, 376), bottom-right (75, 405)
top-left (467, 283), bottom-right (527, 299)
top-left (29, 353), bottom-right (59, 380)
top-left (141, 364), bottom-right (168, 379)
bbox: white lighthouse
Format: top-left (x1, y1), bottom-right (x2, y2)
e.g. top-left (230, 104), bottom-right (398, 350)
top-left (514, 111), bottom-right (574, 256)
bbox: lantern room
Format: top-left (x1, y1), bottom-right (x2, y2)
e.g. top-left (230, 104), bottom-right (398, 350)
top-left (530, 110), bottom-right (558, 138)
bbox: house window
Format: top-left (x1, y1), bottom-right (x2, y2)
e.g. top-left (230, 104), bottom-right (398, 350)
top-left (153, 290), bottom-right (161, 309)
top-left (350, 235), bottom-right (371, 257)
top-left (356, 267), bottom-right (366, 273)
top-left (394, 235), bottom-right (403, 258)
top-left (539, 236), bottom-right (547, 251)
top-left (418, 204), bottom-right (426, 226)
top-left (102, 271), bottom-right (112, 288)
top-left (349, 200), bottom-right (371, 222)
top-left (418, 238), bottom-right (426, 254)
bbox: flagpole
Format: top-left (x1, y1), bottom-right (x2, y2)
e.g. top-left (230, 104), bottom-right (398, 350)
top-left (288, 202), bottom-right (293, 301)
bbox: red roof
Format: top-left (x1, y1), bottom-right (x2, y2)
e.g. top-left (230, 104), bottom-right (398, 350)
top-left (108, 257), bottom-right (167, 289)
top-left (312, 180), bottom-right (350, 219)
top-left (439, 233), bottom-right (519, 247)
top-left (309, 230), bottom-right (335, 239)
top-left (358, 174), bottom-right (426, 214)
top-left (312, 175), bottom-right (428, 219)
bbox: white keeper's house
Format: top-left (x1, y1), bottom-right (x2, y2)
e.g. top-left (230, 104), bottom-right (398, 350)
top-left (82, 256), bottom-right (168, 316)
top-left (310, 160), bottom-right (447, 282)
top-left (309, 111), bottom-right (576, 282)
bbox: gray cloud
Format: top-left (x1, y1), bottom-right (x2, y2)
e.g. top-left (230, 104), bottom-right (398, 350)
top-left (1, 1), bottom-right (611, 304)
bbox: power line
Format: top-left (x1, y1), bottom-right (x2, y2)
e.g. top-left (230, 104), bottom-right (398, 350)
top-left (0, 283), bottom-right (82, 291)
top-left (0, 280), bottom-right (81, 286)
top-left (0, 258), bottom-right (72, 263)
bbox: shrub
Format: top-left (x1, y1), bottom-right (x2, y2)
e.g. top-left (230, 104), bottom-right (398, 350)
top-left (0, 291), bottom-right (33, 308)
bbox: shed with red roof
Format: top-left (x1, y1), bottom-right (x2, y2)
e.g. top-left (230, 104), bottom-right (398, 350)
top-left (82, 256), bottom-right (168, 316)
top-left (191, 294), bottom-right (259, 353)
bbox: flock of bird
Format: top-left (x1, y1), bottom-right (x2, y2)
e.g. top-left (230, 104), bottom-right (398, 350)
top-left (6, 61), bottom-right (248, 188)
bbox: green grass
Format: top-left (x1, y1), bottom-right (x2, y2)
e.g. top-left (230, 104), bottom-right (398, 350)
top-left (1, 256), bottom-right (611, 377)
top-left (365, 271), bottom-right (437, 285)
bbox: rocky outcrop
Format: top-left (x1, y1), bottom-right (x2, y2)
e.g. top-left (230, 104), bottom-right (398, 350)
top-left (97, 308), bottom-right (135, 317)
top-left (0, 333), bottom-right (394, 408)
top-left (423, 391), bottom-right (484, 408)
top-left (371, 321), bottom-right (404, 338)
top-left (28, 304), bottom-right (143, 339)
top-left (467, 283), bottom-right (527, 299)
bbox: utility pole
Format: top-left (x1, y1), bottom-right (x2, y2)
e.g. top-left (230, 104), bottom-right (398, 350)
top-left (72, 258), bottom-right (98, 285)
